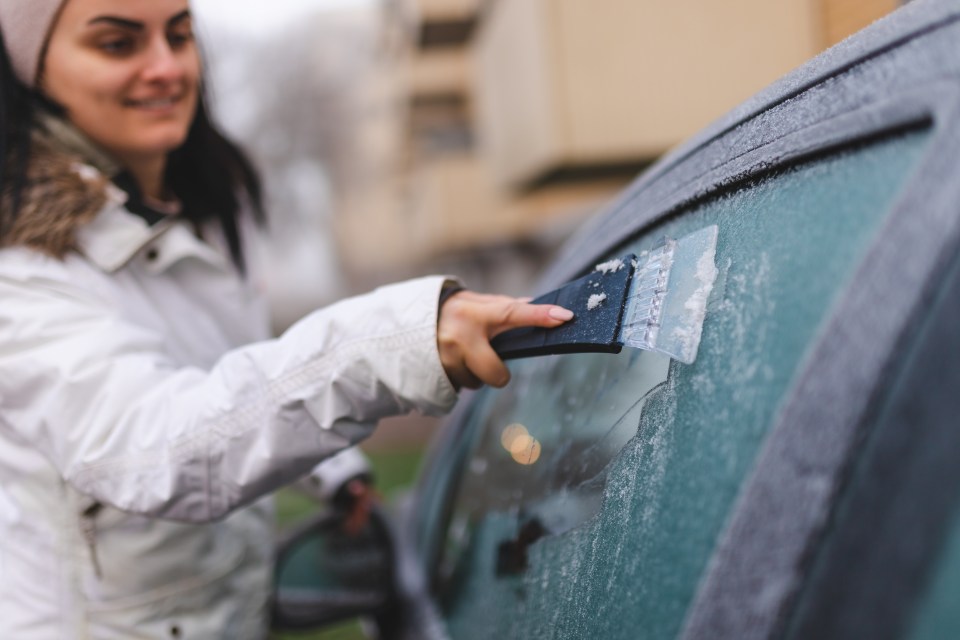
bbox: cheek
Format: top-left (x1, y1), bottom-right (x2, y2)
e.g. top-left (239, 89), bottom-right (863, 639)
top-left (184, 57), bottom-right (202, 99)
top-left (44, 56), bottom-right (128, 112)
top-left (40, 52), bottom-right (76, 105)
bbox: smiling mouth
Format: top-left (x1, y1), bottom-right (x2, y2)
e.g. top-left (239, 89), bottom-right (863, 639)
top-left (125, 96), bottom-right (182, 109)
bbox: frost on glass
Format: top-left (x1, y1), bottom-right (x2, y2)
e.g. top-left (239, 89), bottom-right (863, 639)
top-left (621, 225), bottom-right (719, 364)
top-left (436, 130), bottom-right (930, 640)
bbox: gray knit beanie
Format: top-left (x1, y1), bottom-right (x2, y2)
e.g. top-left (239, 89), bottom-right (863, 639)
top-left (0, 0), bottom-right (67, 87)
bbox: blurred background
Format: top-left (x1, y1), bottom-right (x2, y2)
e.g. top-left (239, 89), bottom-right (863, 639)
top-left (192, 0), bottom-right (901, 454)
top-left (189, 0), bottom-right (901, 635)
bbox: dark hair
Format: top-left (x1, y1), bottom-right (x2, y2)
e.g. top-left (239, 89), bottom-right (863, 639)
top-left (0, 28), bottom-right (265, 272)
top-left (0, 30), bottom-right (33, 235)
top-left (166, 87), bottom-right (266, 271)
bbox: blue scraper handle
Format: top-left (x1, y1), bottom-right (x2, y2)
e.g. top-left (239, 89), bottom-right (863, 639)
top-left (492, 255), bottom-right (636, 360)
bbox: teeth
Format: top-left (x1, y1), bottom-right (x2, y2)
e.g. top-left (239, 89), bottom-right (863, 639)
top-left (134, 98), bottom-right (176, 108)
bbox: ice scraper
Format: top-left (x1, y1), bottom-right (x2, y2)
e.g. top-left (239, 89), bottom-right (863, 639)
top-left (492, 225), bottom-right (719, 365)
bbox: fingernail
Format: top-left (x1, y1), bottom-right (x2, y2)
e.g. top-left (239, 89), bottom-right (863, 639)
top-left (549, 307), bottom-right (574, 321)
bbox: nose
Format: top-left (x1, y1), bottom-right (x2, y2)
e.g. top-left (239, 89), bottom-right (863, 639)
top-left (141, 37), bottom-right (186, 83)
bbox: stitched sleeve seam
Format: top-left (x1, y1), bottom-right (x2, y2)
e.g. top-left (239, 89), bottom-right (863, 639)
top-left (71, 322), bottom-right (436, 489)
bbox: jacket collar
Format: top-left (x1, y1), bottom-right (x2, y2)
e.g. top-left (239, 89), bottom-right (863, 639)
top-left (36, 112), bottom-right (122, 178)
top-left (74, 201), bottom-right (179, 272)
top-left (76, 205), bottom-right (228, 274)
top-left (1, 115), bottom-right (223, 273)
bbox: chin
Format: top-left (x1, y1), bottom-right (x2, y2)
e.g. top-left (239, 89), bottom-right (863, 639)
top-left (142, 128), bottom-right (193, 155)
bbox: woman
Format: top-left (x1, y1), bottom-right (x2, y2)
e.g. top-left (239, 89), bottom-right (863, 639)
top-left (0, 0), bottom-right (574, 636)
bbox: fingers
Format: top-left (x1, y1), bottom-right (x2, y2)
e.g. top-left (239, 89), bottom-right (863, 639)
top-left (442, 340), bottom-right (509, 389)
top-left (489, 299), bottom-right (574, 337)
top-left (443, 356), bottom-right (484, 390)
top-left (464, 341), bottom-right (512, 388)
top-left (438, 289), bottom-right (574, 390)
top-left (444, 290), bottom-right (574, 333)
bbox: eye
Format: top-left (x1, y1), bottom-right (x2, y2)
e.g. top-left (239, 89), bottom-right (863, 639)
top-left (167, 28), bottom-right (194, 49)
top-left (98, 37), bottom-right (134, 55)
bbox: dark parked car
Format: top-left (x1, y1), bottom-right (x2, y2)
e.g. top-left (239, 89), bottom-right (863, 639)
top-left (273, 1), bottom-right (960, 638)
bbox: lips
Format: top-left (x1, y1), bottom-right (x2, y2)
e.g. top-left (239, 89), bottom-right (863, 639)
top-left (124, 95), bottom-right (182, 109)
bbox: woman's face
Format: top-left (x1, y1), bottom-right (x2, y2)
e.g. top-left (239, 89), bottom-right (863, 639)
top-left (42, 0), bottom-right (199, 169)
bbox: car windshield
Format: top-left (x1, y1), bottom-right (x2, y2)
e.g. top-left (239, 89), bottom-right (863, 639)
top-left (431, 128), bottom-right (931, 639)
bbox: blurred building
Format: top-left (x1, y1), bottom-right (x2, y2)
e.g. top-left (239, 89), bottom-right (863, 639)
top-left (334, 0), bottom-right (900, 297)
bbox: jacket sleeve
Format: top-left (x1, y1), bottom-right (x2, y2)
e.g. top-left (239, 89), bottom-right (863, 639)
top-left (0, 268), bottom-right (458, 522)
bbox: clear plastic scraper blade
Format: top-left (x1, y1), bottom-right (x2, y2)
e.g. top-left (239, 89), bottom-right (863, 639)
top-left (620, 225), bottom-right (719, 364)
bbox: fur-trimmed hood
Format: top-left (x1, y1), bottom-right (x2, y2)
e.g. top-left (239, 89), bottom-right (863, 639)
top-left (1, 116), bottom-right (122, 258)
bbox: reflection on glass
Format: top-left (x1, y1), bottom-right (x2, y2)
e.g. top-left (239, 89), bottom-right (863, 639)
top-left (500, 423), bottom-right (543, 465)
top-left (440, 347), bottom-right (671, 588)
top-left (500, 423), bottom-right (529, 451)
top-left (509, 435), bottom-right (541, 466)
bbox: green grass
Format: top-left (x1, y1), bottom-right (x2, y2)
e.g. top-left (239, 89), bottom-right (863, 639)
top-left (364, 448), bottom-right (426, 502)
top-left (270, 620), bottom-right (366, 640)
top-left (271, 448), bottom-right (425, 640)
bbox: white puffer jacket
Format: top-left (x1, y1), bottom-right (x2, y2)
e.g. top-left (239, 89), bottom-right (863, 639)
top-left (0, 137), bottom-right (458, 638)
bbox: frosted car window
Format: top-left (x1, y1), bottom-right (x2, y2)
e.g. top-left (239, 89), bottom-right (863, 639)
top-left (435, 130), bottom-right (930, 640)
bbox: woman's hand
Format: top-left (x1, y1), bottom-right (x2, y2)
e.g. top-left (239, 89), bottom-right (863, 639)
top-left (438, 290), bottom-right (574, 390)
